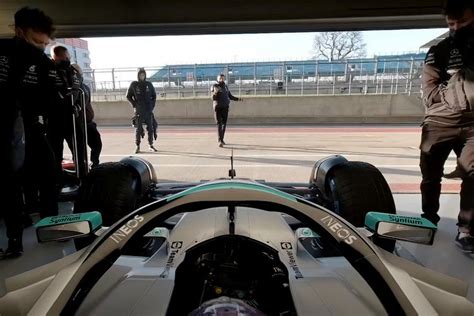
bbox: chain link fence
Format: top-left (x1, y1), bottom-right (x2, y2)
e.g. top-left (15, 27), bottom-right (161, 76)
top-left (84, 56), bottom-right (425, 102)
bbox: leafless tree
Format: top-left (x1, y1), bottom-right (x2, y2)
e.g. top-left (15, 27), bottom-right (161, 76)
top-left (313, 32), bottom-right (367, 61)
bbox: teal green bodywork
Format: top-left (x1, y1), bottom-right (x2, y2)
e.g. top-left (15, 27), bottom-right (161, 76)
top-left (365, 212), bottom-right (437, 231)
top-left (35, 211), bottom-right (102, 231)
top-left (166, 182), bottom-right (297, 203)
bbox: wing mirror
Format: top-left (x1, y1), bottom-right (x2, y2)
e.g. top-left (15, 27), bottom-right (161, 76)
top-left (35, 212), bottom-right (102, 243)
top-left (365, 212), bottom-right (437, 245)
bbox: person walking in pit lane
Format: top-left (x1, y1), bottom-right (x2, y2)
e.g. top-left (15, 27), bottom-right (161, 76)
top-left (126, 67), bottom-right (158, 153)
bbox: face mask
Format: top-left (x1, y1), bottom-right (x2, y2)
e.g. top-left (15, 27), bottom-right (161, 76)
top-left (27, 40), bottom-right (46, 52)
top-left (77, 73), bottom-right (84, 84)
top-left (16, 29), bottom-right (49, 52)
top-left (58, 59), bottom-right (71, 69)
top-left (450, 23), bottom-right (474, 41)
top-left (15, 37), bottom-right (44, 53)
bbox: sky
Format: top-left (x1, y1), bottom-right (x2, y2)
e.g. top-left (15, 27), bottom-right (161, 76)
top-left (84, 28), bottom-right (447, 69)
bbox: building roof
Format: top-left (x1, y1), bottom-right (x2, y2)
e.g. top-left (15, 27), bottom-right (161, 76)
top-left (419, 31), bottom-right (449, 49)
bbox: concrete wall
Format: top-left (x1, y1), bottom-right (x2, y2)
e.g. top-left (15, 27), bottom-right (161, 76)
top-left (93, 95), bottom-right (425, 125)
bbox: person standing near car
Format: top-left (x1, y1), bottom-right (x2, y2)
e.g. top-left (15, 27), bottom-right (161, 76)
top-left (49, 45), bottom-right (88, 180)
top-left (71, 63), bottom-right (102, 168)
top-left (420, 0), bottom-right (474, 252)
top-left (211, 73), bottom-right (242, 147)
top-left (0, 7), bottom-right (58, 257)
top-left (126, 67), bottom-right (157, 153)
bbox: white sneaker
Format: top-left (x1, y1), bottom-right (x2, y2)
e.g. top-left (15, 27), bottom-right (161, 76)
top-left (454, 232), bottom-right (474, 253)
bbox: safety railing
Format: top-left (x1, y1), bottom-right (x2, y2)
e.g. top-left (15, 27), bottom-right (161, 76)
top-left (83, 57), bottom-right (425, 101)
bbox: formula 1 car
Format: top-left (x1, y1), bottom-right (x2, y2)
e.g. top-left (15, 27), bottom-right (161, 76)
top-left (0, 155), bottom-right (473, 315)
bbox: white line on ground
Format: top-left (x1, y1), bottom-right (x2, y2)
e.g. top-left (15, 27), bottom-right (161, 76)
top-left (99, 154), bottom-right (334, 157)
top-left (98, 153), bottom-right (458, 158)
top-left (148, 164), bottom-right (456, 168)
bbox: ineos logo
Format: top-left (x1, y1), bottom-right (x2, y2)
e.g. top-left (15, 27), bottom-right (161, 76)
top-left (321, 216), bottom-right (357, 245)
top-left (280, 242), bottom-right (293, 250)
top-left (109, 214), bottom-right (145, 244)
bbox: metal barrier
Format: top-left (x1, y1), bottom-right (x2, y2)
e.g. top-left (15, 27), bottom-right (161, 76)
top-left (84, 57), bottom-right (425, 101)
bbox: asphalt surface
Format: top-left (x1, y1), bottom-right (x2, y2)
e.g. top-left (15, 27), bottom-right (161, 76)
top-left (96, 124), bottom-right (459, 192)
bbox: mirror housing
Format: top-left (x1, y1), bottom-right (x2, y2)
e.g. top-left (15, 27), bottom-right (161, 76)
top-left (365, 212), bottom-right (437, 245)
top-left (35, 212), bottom-right (102, 243)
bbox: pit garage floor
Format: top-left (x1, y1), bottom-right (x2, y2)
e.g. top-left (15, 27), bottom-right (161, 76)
top-left (1, 125), bottom-right (472, 302)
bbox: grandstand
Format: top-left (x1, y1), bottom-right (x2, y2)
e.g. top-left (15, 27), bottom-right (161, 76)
top-left (88, 52), bottom-right (426, 100)
top-left (148, 53), bottom-right (425, 84)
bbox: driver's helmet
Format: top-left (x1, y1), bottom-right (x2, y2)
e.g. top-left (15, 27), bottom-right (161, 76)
top-left (189, 296), bottom-right (266, 316)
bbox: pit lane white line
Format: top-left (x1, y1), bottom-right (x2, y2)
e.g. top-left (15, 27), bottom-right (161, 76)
top-left (97, 153), bottom-right (458, 158)
top-left (149, 164), bottom-right (457, 168)
top-left (99, 153), bottom-right (343, 158)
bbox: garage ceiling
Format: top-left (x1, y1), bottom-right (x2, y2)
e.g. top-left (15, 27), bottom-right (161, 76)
top-left (0, 0), bottom-right (446, 38)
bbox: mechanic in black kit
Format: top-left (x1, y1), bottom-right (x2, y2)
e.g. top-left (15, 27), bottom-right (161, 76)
top-left (126, 67), bottom-right (158, 154)
top-left (71, 63), bottom-right (102, 168)
top-left (49, 45), bottom-right (89, 181)
top-left (420, 0), bottom-right (474, 252)
top-left (0, 7), bottom-right (59, 257)
top-left (211, 73), bottom-right (242, 147)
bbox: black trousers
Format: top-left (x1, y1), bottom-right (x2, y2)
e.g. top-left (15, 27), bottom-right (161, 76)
top-left (87, 121), bottom-right (102, 165)
top-left (214, 106), bottom-right (229, 142)
top-left (3, 169), bottom-right (24, 241)
top-left (135, 113), bottom-right (154, 146)
top-left (419, 123), bottom-right (474, 234)
top-left (23, 123), bottom-right (58, 218)
top-left (48, 115), bottom-right (87, 183)
top-left (1, 114), bottom-right (25, 242)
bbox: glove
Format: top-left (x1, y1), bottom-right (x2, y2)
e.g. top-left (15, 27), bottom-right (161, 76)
top-left (72, 105), bottom-right (81, 118)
